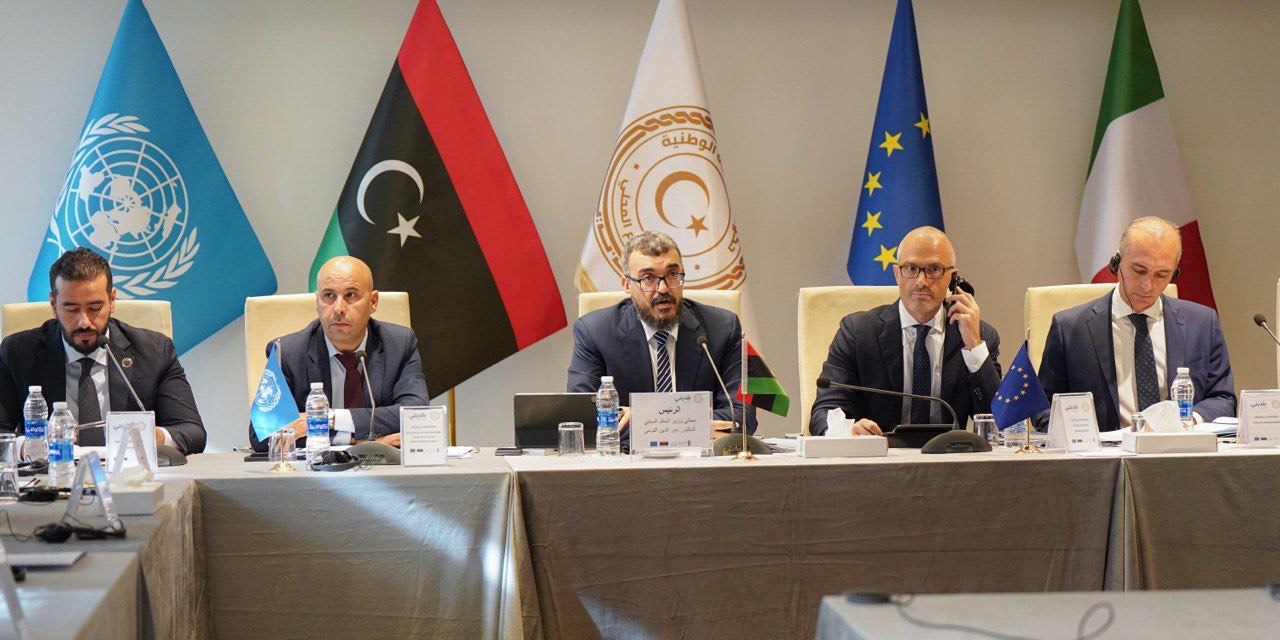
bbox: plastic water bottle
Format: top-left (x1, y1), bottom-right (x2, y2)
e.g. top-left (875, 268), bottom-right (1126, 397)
top-left (1171, 367), bottom-right (1195, 431)
top-left (22, 386), bottom-right (48, 463)
top-left (305, 382), bottom-right (331, 458)
top-left (595, 376), bottom-right (621, 456)
top-left (48, 402), bottom-right (76, 489)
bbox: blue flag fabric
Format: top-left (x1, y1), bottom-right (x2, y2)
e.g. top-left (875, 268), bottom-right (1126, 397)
top-left (251, 342), bottom-right (299, 441)
top-left (992, 341), bottom-right (1051, 430)
top-left (28, 0), bottom-right (275, 353)
top-left (846, 0), bottom-right (944, 284)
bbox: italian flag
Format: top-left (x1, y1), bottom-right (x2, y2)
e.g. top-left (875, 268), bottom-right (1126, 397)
top-left (1076, 0), bottom-right (1215, 309)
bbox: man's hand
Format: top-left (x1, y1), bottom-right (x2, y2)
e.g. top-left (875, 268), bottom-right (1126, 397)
top-left (154, 427), bottom-right (166, 445)
top-left (945, 289), bottom-right (984, 350)
top-left (712, 420), bottom-right (736, 435)
top-left (852, 418), bottom-right (882, 436)
top-left (286, 414), bottom-right (307, 441)
top-left (617, 406), bottom-right (631, 429)
top-left (376, 432), bottom-right (401, 448)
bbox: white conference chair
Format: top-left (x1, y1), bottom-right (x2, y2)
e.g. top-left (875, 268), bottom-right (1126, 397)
top-left (243, 292), bottom-right (411, 402)
top-left (796, 286), bottom-right (899, 433)
top-left (0, 299), bottom-right (173, 339)
top-left (577, 290), bottom-right (742, 318)
top-left (1025, 283), bottom-right (1177, 369)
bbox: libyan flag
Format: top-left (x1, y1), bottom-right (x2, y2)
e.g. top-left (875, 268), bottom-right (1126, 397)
top-left (736, 338), bottom-right (790, 418)
top-left (311, 0), bottom-right (565, 396)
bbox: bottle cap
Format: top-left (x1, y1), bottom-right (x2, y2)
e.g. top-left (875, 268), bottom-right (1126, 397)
top-left (52, 402), bottom-right (68, 410)
top-left (601, 376), bottom-right (613, 383)
top-left (28, 386), bottom-right (41, 393)
top-left (310, 382), bottom-right (324, 390)
top-left (1177, 367), bottom-right (1190, 374)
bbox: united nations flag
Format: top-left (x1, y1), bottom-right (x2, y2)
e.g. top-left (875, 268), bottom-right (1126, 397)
top-left (28, 0), bottom-right (275, 353)
top-left (251, 342), bottom-right (298, 441)
top-left (992, 341), bottom-right (1051, 431)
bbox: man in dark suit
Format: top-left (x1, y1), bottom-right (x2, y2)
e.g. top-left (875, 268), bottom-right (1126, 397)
top-left (249, 256), bottom-right (429, 452)
top-left (0, 248), bottom-right (206, 454)
top-left (567, 231), bottom-right (756, 438)
top-left (1038, 217), bottom-right (1235, 430)
top-left (809, 227), bottom-right (1001, 436)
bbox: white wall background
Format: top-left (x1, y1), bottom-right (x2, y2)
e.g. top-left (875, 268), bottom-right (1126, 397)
top-left (1, 0), bottom-right (1276, 451)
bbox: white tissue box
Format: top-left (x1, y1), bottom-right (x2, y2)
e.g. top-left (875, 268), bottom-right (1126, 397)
top-left (1121, 431), bottom-right (1217, 454)
top-left (798, 435), bottom-right (887, 458)
top-left (110, 482), bottom-right (165, 515)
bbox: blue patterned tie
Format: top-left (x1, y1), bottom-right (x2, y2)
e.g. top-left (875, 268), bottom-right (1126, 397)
top-left (1130, 313), bottom-right (1160, 411)
top-left (654, 330), bottom-right (673, 393)
top-left (910, 324), bottom-right (932, 424)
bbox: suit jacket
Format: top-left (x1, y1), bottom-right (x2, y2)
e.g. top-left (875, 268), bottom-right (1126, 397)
top-left (808, 301), bottom-right (1002, 436)
top-left (0, 318), bottom-right (206, 454)
top-left (1037, 291), bottom-right (1236, 430)
top-left (567, 298), bottom-right (757, 434)
top-left (249, 318), bottom-right (429, 452)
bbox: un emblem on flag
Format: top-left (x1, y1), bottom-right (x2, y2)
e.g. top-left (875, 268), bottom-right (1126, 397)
top-left (51, 113), bottom-right (199, 298)
top-left (255, 369), bottom-right (282, 412)
top-left (594, 106), bottom-right (744, 289)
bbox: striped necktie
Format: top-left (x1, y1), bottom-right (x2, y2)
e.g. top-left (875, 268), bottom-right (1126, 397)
top-left (654, 330), bottom-right (673, 393)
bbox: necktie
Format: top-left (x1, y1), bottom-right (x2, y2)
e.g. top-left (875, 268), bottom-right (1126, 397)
top-left (77, 357), bottom-right (103, 444)
top-left (910, 324), bottom-right (932, 424)
top-left (653, 331), bottom-right (673, 393)
top-left (335, 352), bottom-right (366, 410)
top-left (1130, 313), bottom-right (1160, 411)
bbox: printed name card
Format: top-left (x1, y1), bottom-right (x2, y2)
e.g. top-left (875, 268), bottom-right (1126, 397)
top-left (630, 392), bottom-right (712, 453)
top-left (1046, 392), bottom-right (1101, 452)
top-left (106, 411), bottom-right (158, 477)
top-left (400, 406), bottom-right (447, 466)
top-left (1237, 389), bottom-right (1280, 448)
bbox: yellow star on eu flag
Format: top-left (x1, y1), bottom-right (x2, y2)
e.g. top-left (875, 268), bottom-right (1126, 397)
top-left (914, 112), bottom-right (930, 138)
top-left (879, 131), bottom-right (903, 157)
top-left (874, 244), bottom-right (897, 270)
top-left (863, 171), bottom-right (883, 196)
top-left (861, 211), bottom-right (882, 236)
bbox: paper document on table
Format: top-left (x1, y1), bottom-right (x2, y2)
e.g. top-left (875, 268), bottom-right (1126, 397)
top-left (1099, 430), bottom-right (1126, 444)
top-left (447, 446), bottom-right (477, 458)
top-left (762, 438), bottom-right (797, 452)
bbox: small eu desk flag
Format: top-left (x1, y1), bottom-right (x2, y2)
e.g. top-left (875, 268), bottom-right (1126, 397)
top-left (992, 341), bottom-right (1051, 431)
top-left (846, 0), bottom-right (944, 284)
top-left (251, 342), bottom-right (299, 441)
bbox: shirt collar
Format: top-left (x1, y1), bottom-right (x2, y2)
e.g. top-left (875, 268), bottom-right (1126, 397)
top-left (324, 331), bottom-right (369, 359)
top-left (63, 329), bottom-right (109, 367)
top-left (1111, 288), bottom-right (1163, 322)
top-left (897, 300), bottom-right (945, 334)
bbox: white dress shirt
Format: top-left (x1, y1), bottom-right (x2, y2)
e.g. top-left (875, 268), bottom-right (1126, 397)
top-left (324, 333), bottom-right (368, 445)
top-left (1110, 289), bottom-right (1180, 428)
top-left (898, 302), bottom-right (989, 424)
top-left (640, 319), bottom-right (678, 392)
top-left (63, 336), bottom-right (109, 424)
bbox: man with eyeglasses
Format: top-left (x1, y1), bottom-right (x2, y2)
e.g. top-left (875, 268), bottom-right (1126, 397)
top-left (568, 231), bottom-right (756, 442)
top-left (809, 226), bottom-right (1002, 436)
top-left (1037, 216), bottom-right (1234, 430)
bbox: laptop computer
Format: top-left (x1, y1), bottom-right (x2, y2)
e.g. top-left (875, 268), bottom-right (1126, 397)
top-left (513, 393), bottom-right (598, 448)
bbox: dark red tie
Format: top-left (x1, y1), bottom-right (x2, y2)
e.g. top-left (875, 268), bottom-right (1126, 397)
top-left (335, 352), bottom-right (365, 409)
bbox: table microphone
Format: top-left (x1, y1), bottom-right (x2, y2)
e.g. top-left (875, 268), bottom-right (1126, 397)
top-left (346, 350), bottom-right (399, 464)
top-left (698, 336), bottom-right (768, 456)
top-left (1253, 314), bottom-right (1280, 348)
top-left (815, 377), bottom-right (959, 429)
top-left (96, 335), bottom-right (188, 465)
top-left (814, 378), bottom-right (986, 452)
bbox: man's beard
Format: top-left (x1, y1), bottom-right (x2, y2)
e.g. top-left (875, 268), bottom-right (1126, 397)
top-left (64, 326), bottom-right (104, 355)
top-left (637, 293), bottom-right (680, 332)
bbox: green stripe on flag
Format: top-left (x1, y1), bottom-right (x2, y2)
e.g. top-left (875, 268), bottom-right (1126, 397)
top-left (1088, 0), bottom-right (1165, 173)
top-left (308, 209), bottom-right (349, 291)
top-left (745, 376), bottom-right (790, 417)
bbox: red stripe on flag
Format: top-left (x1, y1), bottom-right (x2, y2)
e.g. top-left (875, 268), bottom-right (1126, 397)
top-left (396, 0), bottom-right (565, 348)
top-left (1090, 220), bottom-right (1216, 310)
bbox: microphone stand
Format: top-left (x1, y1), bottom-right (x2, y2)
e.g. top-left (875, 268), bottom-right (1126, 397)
top-left (346, 351), bottom-right (398, 465)
top-left (815, 378), bottom-right (960, 430)
top-left (699, 337), bottom-right (753, 461)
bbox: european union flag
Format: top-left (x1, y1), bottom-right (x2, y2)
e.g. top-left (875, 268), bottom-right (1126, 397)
top-left (992, 341), bottom-right (1051, 431)
top-left (28, 0), bottom-right (275, 353)
top-left (846, 0), bottom-right (944, 284)
top-left (251, 342), bottom-right (299, 441)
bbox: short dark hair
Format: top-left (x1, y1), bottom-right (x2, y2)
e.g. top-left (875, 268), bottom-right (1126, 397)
top-left (48, 247), bottom-right (113, 294)
top-left (622, 231), bottom-right (681, 274)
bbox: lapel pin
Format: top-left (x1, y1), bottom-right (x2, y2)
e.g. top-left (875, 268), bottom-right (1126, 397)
top-left (121, 357), bottom-right (134, 369)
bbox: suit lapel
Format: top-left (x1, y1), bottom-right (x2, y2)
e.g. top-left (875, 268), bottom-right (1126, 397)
top-left (1162, 296), bottom-right (1187, 378)
top-left (366, 321), bottom-right (388, 404)
top-left (673, 303), bottom-right (705, 392)
top-left (876, 303), bottom-right (904, 393)
top-left (307, 324), bottom-right (332, 400)
top-left (939, 320), bottom-right (964, 404)
top-left (106, 320), bottom-right (135, 411)
top-left (38, 322), bottom-right (67, 403)
top-left (615, 304), bottom-right (653, 392)
top-left (1085, 295), bottom-right (1118, 414)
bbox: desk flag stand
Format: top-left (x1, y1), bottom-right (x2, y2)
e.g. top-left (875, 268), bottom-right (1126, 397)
top-left (732, 333), bottom-right (757, 462)
top-left (1015, 329), bottom-right (1042, 455)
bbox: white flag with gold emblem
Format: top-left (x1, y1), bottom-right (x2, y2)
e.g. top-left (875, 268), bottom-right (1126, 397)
top-left (576, 0), bottom-right (760, 341)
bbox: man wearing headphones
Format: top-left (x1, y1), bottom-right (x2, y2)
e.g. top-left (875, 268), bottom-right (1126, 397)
top-left (1038, 216), bottom-right (1235, 430)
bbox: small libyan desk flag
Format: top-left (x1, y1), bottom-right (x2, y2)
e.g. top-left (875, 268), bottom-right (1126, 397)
top-left (736, 336), bottom-right (790, 418)
top-left (311, 0), bottom-right (565, 397)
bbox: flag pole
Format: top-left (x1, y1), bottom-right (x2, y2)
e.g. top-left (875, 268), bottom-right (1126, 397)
top-left (1016, 330), bottom-right (1042, 455)
top-left (733, 332), bottom-right (756, 462)
top-left (447, 388), bottom-right (457, 446)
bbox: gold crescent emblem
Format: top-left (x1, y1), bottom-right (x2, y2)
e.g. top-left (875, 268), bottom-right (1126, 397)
top-left (654, 171), bottom-right (709, 228)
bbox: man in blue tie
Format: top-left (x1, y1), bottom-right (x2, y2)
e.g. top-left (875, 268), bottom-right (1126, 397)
top-left (1037, 217), bottom-right (1235, 430)
top-left (809, 226), bottom-right (1002, 436)
top-left (567, 231), bottom-right (755, 440)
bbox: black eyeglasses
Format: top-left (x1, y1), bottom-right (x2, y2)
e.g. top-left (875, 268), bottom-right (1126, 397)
top-left (626, 272), bottom-right (686, 292)
top-left (897, 263), bottom-right (954, 280)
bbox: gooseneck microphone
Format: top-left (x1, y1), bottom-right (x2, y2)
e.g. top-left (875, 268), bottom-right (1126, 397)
top-left (815, 377), bottom-right (959, 429)
top-left (346, 349), bottom-right (399, 464)
top-left (355, 350), bottom-right (376, 438)
top-left (1254, 314), bottom-right (1280, 348)
top-left (697, 336), bottom-right (739, 432)
top-left (97, 335), bottom-right (146, 412)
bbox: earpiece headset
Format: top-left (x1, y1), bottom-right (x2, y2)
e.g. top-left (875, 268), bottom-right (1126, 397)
top-left (1109, 253), bottom-right (1179, 280)
top-left (34, 520), bottom-right (126, 543)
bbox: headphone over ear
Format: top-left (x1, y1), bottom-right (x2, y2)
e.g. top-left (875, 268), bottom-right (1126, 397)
top-left (1108, 253), bottom-right (1180, 281)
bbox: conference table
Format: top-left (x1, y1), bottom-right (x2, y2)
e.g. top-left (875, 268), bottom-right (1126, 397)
top-left (0, 444), bottom-right (1276, 639)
